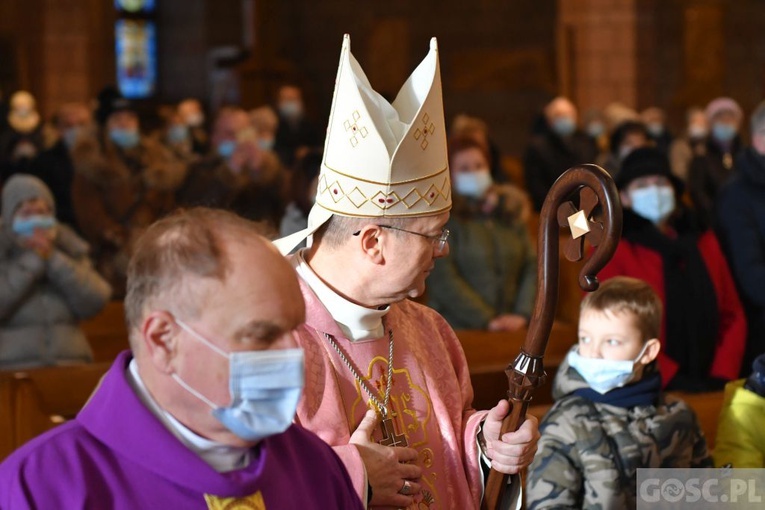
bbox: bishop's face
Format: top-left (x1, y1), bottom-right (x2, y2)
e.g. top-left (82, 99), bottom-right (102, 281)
top-left (378, 212), bottom-right (450, 301)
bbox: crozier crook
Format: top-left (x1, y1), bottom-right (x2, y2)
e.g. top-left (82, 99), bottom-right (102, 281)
top-left (481, 164), bottom-right (622, 510)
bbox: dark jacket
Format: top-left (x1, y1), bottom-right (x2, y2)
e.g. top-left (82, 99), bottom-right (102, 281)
top-left (29, 139), bottom-right (79, 229)
top-left (717, 147), bottom-right (765, 375)
top-left (687, 137), bottom-right (742, 229)
top-left (523, 127), bottom-right (596, 211)
top-left (274, 114), bottom-right (320, 168)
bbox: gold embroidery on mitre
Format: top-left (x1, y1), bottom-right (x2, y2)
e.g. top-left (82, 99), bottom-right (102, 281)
top-left (413, 112), bottom-right (436, 150)
top-left (204, 491), bottom-right (266, 510)
top-left (344, 110), bottom-right (368, 148)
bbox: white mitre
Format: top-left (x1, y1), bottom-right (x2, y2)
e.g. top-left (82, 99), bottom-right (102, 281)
top-left (273, 34), bottom-right (451, 254)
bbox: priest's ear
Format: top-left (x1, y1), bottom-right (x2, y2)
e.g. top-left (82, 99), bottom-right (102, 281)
top-left (352, 224), bottom-right (385, 264)
top-left (139, 310), bottom-right (181, 373)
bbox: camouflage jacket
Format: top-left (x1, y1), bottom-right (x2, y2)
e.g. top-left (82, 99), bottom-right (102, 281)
top-left (525, 350), bottom-right (712, 509)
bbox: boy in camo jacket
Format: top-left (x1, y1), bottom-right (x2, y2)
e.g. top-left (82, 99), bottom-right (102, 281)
top-left (526, 277), bottom-right (712, 509)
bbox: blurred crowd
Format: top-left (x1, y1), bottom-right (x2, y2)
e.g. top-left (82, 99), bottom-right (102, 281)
top-left (1, 85), bottom-right (764, 394)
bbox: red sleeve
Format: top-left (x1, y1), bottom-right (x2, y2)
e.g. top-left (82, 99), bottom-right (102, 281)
top-left (700, 233), bottom-right (747, 380)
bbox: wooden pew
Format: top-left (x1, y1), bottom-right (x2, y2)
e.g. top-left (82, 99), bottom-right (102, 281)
top-left (668, 391), bottom-right (725, 451)
top-left (80, 300), bottom-right (129, 362)
top-left (0, 371), bottom-right (20, 460)
top-left (0, 362), bottom-right (111, 461)
top-left (458, 322), bottom-right (577, 410)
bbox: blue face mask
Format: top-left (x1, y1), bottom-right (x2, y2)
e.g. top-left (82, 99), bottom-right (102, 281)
top-left (12, 215), bottom-right (56, 237)
top-left (172, 320), bottom-right (304, 442)
top-left (167, 125), bottom-right (189, 144)
top-left (109, 128), bottom-right (140, 149)
top-left (629, 185), bottom-right (675, 224)
top-left (258, 138), bottom-right (275, 151)
top-left (586, 122), bottom-right (604, 138)
top-left (712, 123), bottom-right (737, 143)
top-left (62, 127), bottom-right (81, 149)
top-left (552, 116), bottom-right (576, 137)
top-left (567, 343), bottom-right (650, 394)
top-left (217, 140), bottom-right (237, 159)
top-left (453, 170), bottom-right (493, 199)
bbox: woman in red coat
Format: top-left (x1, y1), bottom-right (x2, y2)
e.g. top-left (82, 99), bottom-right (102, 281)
top-left (599, 147), bottom-right (746, 391)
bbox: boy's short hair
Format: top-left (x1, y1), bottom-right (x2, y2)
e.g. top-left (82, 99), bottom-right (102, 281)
top-left (580, 276), bottom-right (662, 341)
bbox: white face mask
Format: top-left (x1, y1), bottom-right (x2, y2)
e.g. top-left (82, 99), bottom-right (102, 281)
top-left (186, 112), bottom-right (204, 128)
top-left (567, 342), bottom-right (651, 394)
top-left (453, 170), bottom-right (493, 199)
top-left (172, 319), bottom-right (304, 442)
top-left (688, 125), bottom-right (708, 140)
top-left (629, 185), bottom-right (675, 224)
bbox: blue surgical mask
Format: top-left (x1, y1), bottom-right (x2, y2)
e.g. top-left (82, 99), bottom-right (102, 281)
top-left (453, 170), bottom-right (493, 199)
top-left (109, 128), bottom-right (140, 149)
top-left (586, 122), bottom-right (604, 138)
top-left (629, 185), bottom-right (675, 224)
top-left (567, 342), bottom-right (650, 394)
top-left (712, 123), bottom-right (737, 143)
top-left (62, 127), bottom-right (81, 149)
top-left (172, 320), bottom-right (304, 442)
top-left (217, 140), bottom-right (237, 159)
top-left (258, 138), bottom-right (275, 151)
top-left (12, 215), bottom-right (56, 237)
top-left (552, 116), bottom-right (576, 137)
top-left (167, 125), bottom-right (189, 144)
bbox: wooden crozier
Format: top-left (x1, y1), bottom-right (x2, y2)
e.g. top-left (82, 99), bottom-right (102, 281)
top-left (481, 164), bottom-right (622, 510)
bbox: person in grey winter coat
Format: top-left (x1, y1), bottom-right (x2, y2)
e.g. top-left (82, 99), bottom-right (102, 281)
top-left (428, 136), bottom-right (536, 331)
top-left (0, 174), bottom-right (111, 369)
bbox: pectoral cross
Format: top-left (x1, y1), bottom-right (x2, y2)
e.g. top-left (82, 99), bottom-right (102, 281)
top-left (379, 416), bottom-right (407, 447)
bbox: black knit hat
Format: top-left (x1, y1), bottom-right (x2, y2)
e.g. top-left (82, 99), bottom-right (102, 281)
top-left (615, 147), bottom-right (684, 194)
top-left (95, 86), bottom-right (132, 126)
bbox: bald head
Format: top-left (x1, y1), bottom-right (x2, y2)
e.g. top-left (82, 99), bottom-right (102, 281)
top-left (545, 97), bottom-right (577, 124)
top-left (125, 208), bottom-right (301, 349)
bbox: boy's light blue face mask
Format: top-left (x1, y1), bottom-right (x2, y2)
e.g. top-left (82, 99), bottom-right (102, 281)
top-left (172, 319), bottom-right (304, 442)
top-left (567, 342), bottom-right (651, 394)
top-left (12, 215), bottom-right (56, 237)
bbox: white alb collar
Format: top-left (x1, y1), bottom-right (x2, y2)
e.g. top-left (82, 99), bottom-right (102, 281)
top-left (126, 359), bottom-right (251, 473)
top-left (292, 249), bottom-right (389, 341)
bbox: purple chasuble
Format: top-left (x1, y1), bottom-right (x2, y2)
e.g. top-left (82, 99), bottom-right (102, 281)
top-left (0, 351), bottom-right (363, 510)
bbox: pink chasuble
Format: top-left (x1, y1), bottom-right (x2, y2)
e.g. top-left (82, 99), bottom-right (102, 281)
top-left (294, 278), bottom-right (487, 509)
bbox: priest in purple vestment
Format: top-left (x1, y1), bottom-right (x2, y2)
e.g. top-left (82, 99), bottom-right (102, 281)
top-left (273, 35), bottom-right (540, 509)
top-left (0, 208), bottom-right (364, 510)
